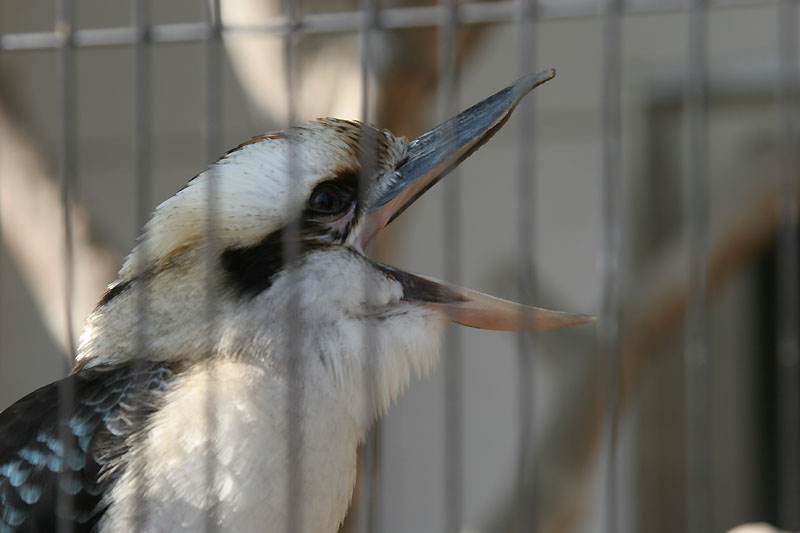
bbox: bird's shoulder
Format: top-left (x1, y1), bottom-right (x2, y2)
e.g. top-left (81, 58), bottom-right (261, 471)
top-left (0, 359), bottom-right (180, 532)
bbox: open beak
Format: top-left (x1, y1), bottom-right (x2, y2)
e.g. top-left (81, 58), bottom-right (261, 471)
top-left (361, 69), bottom-right (596, 331)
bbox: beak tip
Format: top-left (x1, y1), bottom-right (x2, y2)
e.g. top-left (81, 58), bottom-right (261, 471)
top-left (544, 311), bottom-right (598, 331)
top-left (512, 68), bottom-right (557, 101)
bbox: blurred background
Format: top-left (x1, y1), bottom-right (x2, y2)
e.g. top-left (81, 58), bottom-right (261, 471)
top-left (0, 1), bottom-right (797, 532)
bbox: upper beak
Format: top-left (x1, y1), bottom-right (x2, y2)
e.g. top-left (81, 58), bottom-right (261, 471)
top-left (360, 69), bottom-right (596, 332)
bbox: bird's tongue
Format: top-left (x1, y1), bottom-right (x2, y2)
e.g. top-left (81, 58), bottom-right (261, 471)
top-left (376, 264), bottom-right (595, 331)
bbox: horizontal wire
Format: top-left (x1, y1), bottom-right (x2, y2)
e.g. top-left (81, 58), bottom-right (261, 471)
top-left (0, 0), bottom-right (777, 52)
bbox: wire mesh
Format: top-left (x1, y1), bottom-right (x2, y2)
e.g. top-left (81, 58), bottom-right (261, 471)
top-left (131, 0), bottom-right (152, 528)
top-left (777, 0), bottom-right (800, 528)
top-left (357, 1), bottom-right (383, 531)
top-left (202, 2), bottom-right (223, 531)
top-left (0, 0), bottom-right (794, 532)
top-left (515, 1), bottom-right (538, 531)
top-left (55, 0), bottom-right (77, 530)
top-left (280, 2), bottom-right (305, 533)
top-left (683, 2), bottom-right (712, 532)
top-left (0, 0), bottom-right (777, 52)
top-left (600, 1), bottom-right (622, 532)
top-left (439, 3), bottom-right (464, 533)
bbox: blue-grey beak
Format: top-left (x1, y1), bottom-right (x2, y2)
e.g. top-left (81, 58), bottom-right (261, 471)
top-left (362, 68), bottom-right (556, 242)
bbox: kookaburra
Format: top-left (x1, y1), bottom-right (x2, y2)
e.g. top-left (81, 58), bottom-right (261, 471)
top-left (0, 69), bottom-right (592, 532)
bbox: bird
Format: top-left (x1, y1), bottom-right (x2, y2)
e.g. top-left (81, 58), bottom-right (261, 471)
top-left (0, 69), bottom-right (593, 532)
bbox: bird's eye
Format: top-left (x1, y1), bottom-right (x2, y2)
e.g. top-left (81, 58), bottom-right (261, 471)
top-left (307, 182), bottom-right (353, 216)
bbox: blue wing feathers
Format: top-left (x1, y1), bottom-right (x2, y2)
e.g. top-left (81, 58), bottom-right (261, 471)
top-left (0, 361), bottom-right (178, 532)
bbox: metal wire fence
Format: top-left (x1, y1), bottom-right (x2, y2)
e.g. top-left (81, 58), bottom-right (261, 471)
top-left (0, 0), bottom-right (782, 51)
top-left (0, 0), bottom-right (796, 532)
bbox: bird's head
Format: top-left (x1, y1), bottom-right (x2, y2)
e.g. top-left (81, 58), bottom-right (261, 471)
top-left (77, 69), bottom-right (593, 422)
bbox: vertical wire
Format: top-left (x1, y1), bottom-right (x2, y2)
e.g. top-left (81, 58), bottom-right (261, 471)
top-left (203, 1), bottom-right (222, 531)
top-left (132, 3), bottom-right (150, 261)
top-left (57, 0), bottom-right (76, 364)
top-left (357, 0), bottom-right (383, 531)
top-left (0, 5), bottom-right (3, 393)
top-left (55, 0), bottom-right (77, 530)
top-left (514, 0), bottom-right (538, 531)
top-left (282, 1), bottom-right (303, 532)
top-left (683, 1), bottom-right (711, 532)
top-left (439, 1), bottom-right (462, 532)
top-left (131, 0), bottom-right (151, 527)
top-left (777, 0), bottom-right (800, 528)
top-left (600, 0), bottom-right (623, 532)
top-left (206, 1), bottom-right (222, 165)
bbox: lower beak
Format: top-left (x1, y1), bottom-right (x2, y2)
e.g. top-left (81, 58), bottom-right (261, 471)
top-left (361, 69), bottom-right (596, 332)
top-left (376, 265), bottom-right (596, 331)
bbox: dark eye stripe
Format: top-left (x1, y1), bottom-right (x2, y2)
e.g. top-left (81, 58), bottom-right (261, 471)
top-left (220, 219), bottom-right (335, 298)
top-left (220, 228), bottom-right (290, 298)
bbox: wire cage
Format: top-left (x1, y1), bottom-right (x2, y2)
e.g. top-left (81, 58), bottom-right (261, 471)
top-left (0, 1), bottom-right (797, 532)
